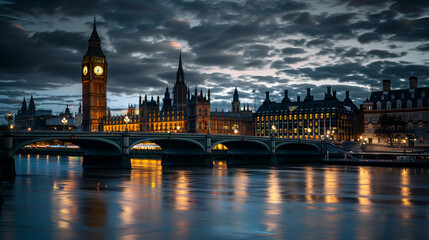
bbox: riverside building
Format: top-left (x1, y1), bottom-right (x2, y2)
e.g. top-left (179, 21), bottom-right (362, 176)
top-left (254, 87), bottom-right (361, 141)
top-left (361, 77), bottom-right (429, 146)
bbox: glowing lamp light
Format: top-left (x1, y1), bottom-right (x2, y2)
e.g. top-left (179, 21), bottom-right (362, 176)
top-left (234, 129), bottom-right (238, 134)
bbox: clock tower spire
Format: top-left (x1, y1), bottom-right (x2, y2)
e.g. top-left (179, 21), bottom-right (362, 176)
top-left (82, 18), bottom-right (107, 132)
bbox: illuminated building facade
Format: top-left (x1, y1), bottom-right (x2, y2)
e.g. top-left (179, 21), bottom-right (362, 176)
top-left (101, 55), bottom-right (253, 135)
top-left (361, 77), bottom-right (429, 146)
top-left (254, 87), bottom-right (361, 141)
top-left (82, 19), bottom-right (107, 132)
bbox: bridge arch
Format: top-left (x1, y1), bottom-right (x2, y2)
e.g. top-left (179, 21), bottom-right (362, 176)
top-left (275, 142), bottom-right (321, 153)
top-left (13, 136), bottom-right (122, 155)
top-left (211, 139), bottom-right (270, 153)
top-left (130, 137), bottom-right (205, 153)
top-left (130, 137), bottom-right (209, 167)
top-left (275, 142), bottom-right (321, 163)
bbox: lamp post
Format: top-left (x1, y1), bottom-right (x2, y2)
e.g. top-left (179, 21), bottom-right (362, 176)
top-left (307, 128), bottom-right (312, 139)
top-left (5, 112), bottom-right (13, 130)
top-left (176, 125), bottom-right (181, 133)
top-left (61, 117), bottom-right (68, 131)
top-left (124, 115), bottom-right (130, 132)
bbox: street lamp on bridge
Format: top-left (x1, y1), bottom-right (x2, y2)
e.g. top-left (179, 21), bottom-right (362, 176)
top-left (124, 115), bottom-right (130, 132)
top-left (61, 117), bottom-right (68, 131)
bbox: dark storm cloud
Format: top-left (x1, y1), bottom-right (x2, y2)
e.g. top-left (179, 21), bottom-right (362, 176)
top-left (0, 0), bottom-right (428, 119)
top-left (367, 50), bottom-right (406, 59)
top-left (415, 44), bottom-right (429, 52)
top-left (282, 39), bottom-right (306, 47)
top-left (305, 39), bottom-right (333, 48)
top-left (281, 47), bottom-right (306, 55)
top-left (283, 57), bottom-right (307, 64)
top-left (357, 32), bottom-right (382, 44)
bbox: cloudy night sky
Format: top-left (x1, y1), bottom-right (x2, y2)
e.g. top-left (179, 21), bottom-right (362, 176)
top-left (1, 0), bottom-right (429, 122)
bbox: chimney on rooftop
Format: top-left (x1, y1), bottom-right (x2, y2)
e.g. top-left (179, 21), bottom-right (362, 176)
top-left (383, 79), bottom-right (391, 92)
top-left (409, 76), bottom-right (417, 89)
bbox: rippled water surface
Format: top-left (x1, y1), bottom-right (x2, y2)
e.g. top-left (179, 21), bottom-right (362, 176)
top-left (1, 155), bottom-right (429, 239)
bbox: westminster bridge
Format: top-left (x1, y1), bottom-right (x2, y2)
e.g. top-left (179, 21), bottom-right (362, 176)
top-left (0, 131), bottom-right (346, 180)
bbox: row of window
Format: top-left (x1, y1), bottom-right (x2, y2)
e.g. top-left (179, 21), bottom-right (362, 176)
top-left (376, 99), bottom-right (425, 110)
top-left (257, 113), bottom-right (339, 121)
top-left (381, 91), bottom-right (425, 101)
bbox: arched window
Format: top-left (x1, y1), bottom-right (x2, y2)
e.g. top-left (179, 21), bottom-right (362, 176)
top-left (411, 92), bottom-right (414, 98)
top-left (407, 100), bottom-right (412, 108)
top-left (381, 95), bottom-right (384, 100)
top-left (422, 91), bottom-right (426, 98)
top-left (418, 99), bottom-right (423, 108)
top-left (401, 93), bottom-right (405, 98)
top-left (386, 101), bottom-right (391, 110)
top-left (391, 94), bottom-right (395, 100)
top-left (396, 100), bottom-right (401, 109)
top-left (376, 101), bottom-right (381, 110)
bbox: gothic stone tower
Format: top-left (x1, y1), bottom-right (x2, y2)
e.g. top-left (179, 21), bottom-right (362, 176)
top-left (232, 87), bottom-right (241, 113)
top-left (173, 52), bottom-right (188, 108)
top-left (82, 18), bottom-right (107, 132)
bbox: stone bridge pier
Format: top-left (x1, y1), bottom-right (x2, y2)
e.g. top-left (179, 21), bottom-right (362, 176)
top-left (1, 132), bottom-right (16, 182)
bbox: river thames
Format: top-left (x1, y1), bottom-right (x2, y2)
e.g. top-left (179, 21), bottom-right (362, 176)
top-left (1, 155), bottom-right (429, 239)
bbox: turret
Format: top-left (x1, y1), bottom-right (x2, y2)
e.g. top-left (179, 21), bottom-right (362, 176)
top-left (232, 87), bottom-right (241, 113)
top-left (29, 95), bottom-right (36, 114)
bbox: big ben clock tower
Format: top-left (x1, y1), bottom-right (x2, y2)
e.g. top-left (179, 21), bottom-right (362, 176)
top-left (82, 18), bottom-right (107, 131)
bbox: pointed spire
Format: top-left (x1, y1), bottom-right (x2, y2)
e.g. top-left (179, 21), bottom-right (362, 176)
top-left (176, 51), bottom-right (185, 83)
top-left (84, 17), bottom-right (105, 58)
top-left (233, 86), bottom-right (239, 103)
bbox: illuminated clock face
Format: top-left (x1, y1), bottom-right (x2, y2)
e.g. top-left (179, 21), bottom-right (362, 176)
top-left (83, 66), bottom-right (88, 75)
top-left (94, 66), bottom-right (103, 75)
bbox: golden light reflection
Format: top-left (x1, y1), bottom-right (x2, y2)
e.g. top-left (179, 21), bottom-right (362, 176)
top-left (54, 178), bottom-right (78, 229)
top-left (266, 171), bottom-right (282, 208)
top-left (324, 168), bottom-right (339, 203)
top-left (213, 160), bottom-right (227, 169)
top-left (264, 171), bottom-right (282, 235)
top-left (175, 172), bottom-right (191, 211)
top-left (400, 169), bottom-right (411, 206)
top-left (233, 170), bottom-right (249, 203)
top-left (130, 159), bottom-right (162, 189)
top-left (118, 159), bottom-right (163, 228)
top-left (305, 166), bottom-right (315, 203)
top-left (358, 167), bottom-right (371, 207)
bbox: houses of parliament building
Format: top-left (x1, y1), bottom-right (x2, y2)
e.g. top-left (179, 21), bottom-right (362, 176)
top-left (100, 54), bottom-right (253, 135)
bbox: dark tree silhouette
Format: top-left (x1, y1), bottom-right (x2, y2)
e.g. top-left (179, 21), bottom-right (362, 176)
top-left (375, 114), bottom-right (405, 146)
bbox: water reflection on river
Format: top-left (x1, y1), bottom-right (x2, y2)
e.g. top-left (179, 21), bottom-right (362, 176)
top-left (1, 155), bottom-right (429, 239)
